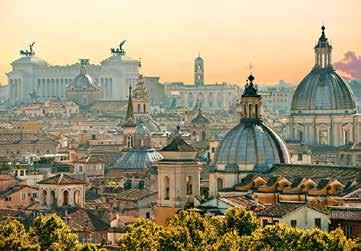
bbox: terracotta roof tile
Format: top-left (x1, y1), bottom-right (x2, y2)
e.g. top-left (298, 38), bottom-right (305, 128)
top-left (38, 173), bottom-right (86, 185)
top-left (330, 207), bottom-right (361, 221)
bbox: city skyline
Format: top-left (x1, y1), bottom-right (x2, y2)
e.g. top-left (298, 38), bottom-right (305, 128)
top-left (0, 0), bottom-right (361, 85)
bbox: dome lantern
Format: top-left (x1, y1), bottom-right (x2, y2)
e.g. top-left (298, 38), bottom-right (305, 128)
top-left (314, 26), bottom-right (332, 69)
top-left (214, 73), bottom-right (290, 171)
top-left (238, 74), bottom-right (263, 121)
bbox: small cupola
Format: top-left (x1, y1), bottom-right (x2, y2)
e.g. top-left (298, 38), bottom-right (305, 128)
top-left (239, 74), bottom-right (263, 121)
top-left (314, 26), bottom-right (333, 69)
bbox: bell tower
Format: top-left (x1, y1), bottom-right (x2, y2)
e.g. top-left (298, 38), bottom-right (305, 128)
top-left (157, 129), bottom-right (200, 208)
top-left (194, 54), bottom-right (204, 86)
top-left (123, 86), bottom-right (136, 149)
top-left (314, 26), bottom-right (332, 69)
top-left (132, 74), bottom-right (150, 118)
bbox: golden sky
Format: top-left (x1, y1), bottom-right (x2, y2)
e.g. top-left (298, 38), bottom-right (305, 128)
top-left (0, 0), bottom-right (360, 85)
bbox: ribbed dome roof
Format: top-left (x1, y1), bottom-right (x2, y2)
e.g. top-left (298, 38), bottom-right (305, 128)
top-left (214, 121), bottom-right (290, 168)
top-left (70, 74), bottom-right (99, 89)
top-left (113, 149), bottom-right (162, 169)
top-left (291, 68), bottom-right (356, 114)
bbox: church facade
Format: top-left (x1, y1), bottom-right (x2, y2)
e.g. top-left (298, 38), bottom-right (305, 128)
top-left (287, 26), bottom-right (361, 147)
top-left (7, 42), bottom-right (139, 105)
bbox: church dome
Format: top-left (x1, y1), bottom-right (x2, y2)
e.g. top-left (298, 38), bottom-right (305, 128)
top-left (291, 26), bottom-right (356, 114)
top-left (113, 149), bottom-right (162, 170)
top-left (213, 74), bottom-right (290, 170)
top-left (71, 74), bottom-right (98, 89)
top-left (214, 122), bottom-right (290, 168)
top-left (291, 68), bottom-right (356, 113)
top-left (68, 60), bottom-right (99, 89)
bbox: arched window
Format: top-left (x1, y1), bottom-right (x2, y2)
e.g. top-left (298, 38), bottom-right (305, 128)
top-left (186, 176), bottom-right (193, 195)
top-left (201, 131), bottom-right (206, 141)
top-left (50, 190), bottom-right (56, 207)
top-left (344, 130), bottom-right (350, 145)
top-left (217, 178), bottom-right (223, 191)
top-left (164, 176), bottom-right (170, 200)
top-left (74, 190), bottom-right (81, 205)
top-left (319, 129), bottom-right (328, 145)
top-left (42, 190), bottom-right (47, 206)
top-left (248, 104), bottom-right (252, 118)
top-left (63, 190), bottom-right (69, 206)
top-left (127, 135), bottom-right (133, 148)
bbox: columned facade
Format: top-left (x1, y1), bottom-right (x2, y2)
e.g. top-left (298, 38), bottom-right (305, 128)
top-left (38, 173), bottom-right (86, 209)
top-left (7, 43), bottom-right (139, 105)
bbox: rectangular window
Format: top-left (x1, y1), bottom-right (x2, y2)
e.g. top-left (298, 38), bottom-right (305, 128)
top-left (5, 196), bottom-right (11, 201)
top-left (319, 129), bottom-right (328, 145)
top-left (297, 154), bottom-right (303, 161)
top-left (262, 219), bottom-right (268, 226)
top-left (357, 154), bottom-right (361, 167)
top-left (314, 218), bottom-right (321, 228)
top-left (291, 220), bottom-right (297, 227)
top-left (186, 176), bottom-right (193, 195)
top-left (343, 225), bottom-right (352, 238)
top-left (298, 131), bottom-right (303, 142)
top-left (21, 192), bottom-right (26, 200)
top-left (211, 147), bottom-right (216, 153)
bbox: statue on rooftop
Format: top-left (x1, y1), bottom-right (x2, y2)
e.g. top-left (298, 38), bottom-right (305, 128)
top-left (20, 42), bottom-right (36, 57)
top-left (110, 40), bottom-right (126, 56)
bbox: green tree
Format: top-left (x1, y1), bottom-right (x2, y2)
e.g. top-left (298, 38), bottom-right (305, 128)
top-left (300, 227), bottom-right (356, 251)
top-left (211, 230), bottom-right (241, 251)
top-left (167, 210), bottom-right (220, 249)
top-left (223, 207), bottom-right (259, 236)
top-left (328, 228), bottom-right (357, 250)
top-left (158, 225), bottom-right (193, 251)
top-left (0, 217), bottom-right (39, 251)
top-left (76, 243), bottom-right (108, 251)
top-left (118, 218), bottom-right (163, 251)
top-left (248, 223), bottom-right (303, 251)
top-left (29, 214), bottom-right (79, 251)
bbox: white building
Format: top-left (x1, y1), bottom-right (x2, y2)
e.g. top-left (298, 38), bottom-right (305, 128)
top-left (164, 55), bottom-right (240, 111)
top-left (257, 203), bottom-right (329, 231)
top-left (7, 42), bottom-right (140, 105)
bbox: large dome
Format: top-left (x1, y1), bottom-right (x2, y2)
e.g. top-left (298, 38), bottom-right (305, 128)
top-left (291, 68), bottom-right (356, 114)
top-left (113, 149), bottom-right (162, 170)
top-left (214, 122), bottom-right (290, 169)
top-left (70, 74), bottom-right (99, 89)
top-left (291, 26), bottom-right (356, 115)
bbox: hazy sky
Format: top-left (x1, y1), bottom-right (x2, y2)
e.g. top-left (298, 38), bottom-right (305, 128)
top-left (0, 0), bottom-right (360, 85)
